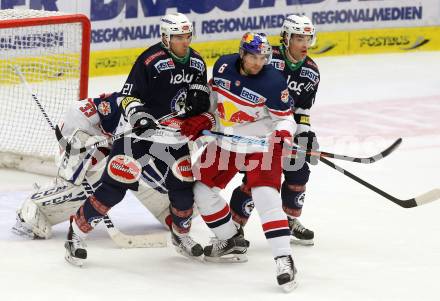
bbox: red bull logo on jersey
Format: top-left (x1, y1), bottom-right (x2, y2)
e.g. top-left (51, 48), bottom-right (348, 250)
top-left (154, 58), bottom-right (175, 73)
top-left (217, 102), bottom-right (255, 126)
top-left (240, 87), bottom-right (266, 104)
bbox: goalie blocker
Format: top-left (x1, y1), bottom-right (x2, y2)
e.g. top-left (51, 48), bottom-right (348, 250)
top-left (12, 94), bottom-right (173, 239)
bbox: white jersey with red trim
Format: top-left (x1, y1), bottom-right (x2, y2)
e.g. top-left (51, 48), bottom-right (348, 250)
top-left (210, 54), bottom-right (296, 152)
top-left (60, 92), bottom-right (122, 138)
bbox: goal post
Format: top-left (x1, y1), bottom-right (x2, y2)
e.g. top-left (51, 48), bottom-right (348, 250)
top-left (0, 9), bottom-right (90, 176)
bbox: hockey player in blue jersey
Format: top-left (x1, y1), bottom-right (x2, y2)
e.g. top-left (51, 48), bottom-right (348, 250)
top-left (228, 15), bottom-right (320, 246)
top-left (180, 32), bottom-right (298, 291)
top-left (64, 13), bottom-right (210, 266)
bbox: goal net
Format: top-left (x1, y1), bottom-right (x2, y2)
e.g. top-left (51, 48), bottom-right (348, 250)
top-left (0, 9), bottom-right (90, 176)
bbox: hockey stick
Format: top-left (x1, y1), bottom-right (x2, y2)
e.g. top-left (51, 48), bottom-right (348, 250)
top-left (102, 215), bottom-right (167, 248)
top-left (15, 66), bottom-right (168, 248)
top-left (54, 109), bottom-right (187, 155)
top-left (202, 130), bottom-right (402, 164)
top-left (320, 157), bottom-right (440, 208)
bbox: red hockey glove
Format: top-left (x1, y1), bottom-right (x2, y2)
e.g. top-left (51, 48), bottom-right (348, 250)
top-left (180, 112), bottom-right (216, 140)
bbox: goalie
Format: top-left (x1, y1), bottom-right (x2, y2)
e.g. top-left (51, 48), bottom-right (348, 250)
top-left (12, 92), bottom-right (172, 239)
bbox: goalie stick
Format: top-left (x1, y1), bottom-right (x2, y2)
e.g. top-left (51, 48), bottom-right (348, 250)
top-left (54, 109), bottom-right (187, 155)
top-left (202, 130), bottom-right (402, 164)
top-left (320, 157), bottom-right (440, 208)
top-left (102, 215), bottom-right (167, 248)
top-left (15, 65), bottom-right (168, 248)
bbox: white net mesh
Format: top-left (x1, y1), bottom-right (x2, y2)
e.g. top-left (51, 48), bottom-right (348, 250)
top-left (0, 9), bottom-right (88, 175)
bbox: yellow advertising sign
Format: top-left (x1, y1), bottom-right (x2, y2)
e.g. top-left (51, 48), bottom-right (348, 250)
top-left (88, 26), bottom-right (440, 77)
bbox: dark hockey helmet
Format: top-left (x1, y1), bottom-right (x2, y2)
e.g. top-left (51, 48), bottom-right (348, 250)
top-left (239, 32), bottom-right (272, 64)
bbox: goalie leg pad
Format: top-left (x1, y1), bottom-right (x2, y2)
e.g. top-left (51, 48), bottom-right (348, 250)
top-left (14, 179), bottom-right (91, 239)
top-left (132, 185), bottom-right (171, 228)
top-left (13, 199), bottom-right (52, 239)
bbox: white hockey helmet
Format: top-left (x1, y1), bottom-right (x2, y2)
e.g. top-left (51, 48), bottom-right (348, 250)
top-left (281, 14), bottom-right (316, 47)
top-left (160, 12), bottom-right (193, 48)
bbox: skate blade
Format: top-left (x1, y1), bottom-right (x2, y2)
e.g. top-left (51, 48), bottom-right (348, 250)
top-left (280, 279), bottom-right (298, 293)
top-left (290, 237), bottom-right (314, 246)
top-left (174, 246), bottom-right (204, 262)
top-left (204, 253), bottom-right (248, 263)
top-left (65, 251), bottom-right (84, 267)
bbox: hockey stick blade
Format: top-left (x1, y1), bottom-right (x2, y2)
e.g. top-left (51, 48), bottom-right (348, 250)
top-left (202, 130), bottom-right (401, 164)
top-left (308, 138), bottom-right (402, 164)
top-left (103, 215), bottom-right (167, 248)
top-left (320, 157), bottom-right (440, 208)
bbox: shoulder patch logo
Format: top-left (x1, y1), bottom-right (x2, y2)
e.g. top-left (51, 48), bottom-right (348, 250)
top-left (300, 67), bottom-right (319, 84)
top-left (97, 101), bottom-right (111, 116)
top-left (271, 59), bottom-right (285, 71)
top-left (154, 58), bottom-right (175, 72)
top-left (213, 77), bottom-right (231, 90)
top-left (190, 57), bottom-right (205, 73)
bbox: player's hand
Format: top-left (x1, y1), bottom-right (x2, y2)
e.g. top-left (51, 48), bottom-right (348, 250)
top-left (180, 113), bottom-right (215, 140)
top-left (128, 106), bottom-right (156, 136)
top-left (185, 78), bottom-right (210, 117)
top-left (294, 131), bottom-right (319, 165)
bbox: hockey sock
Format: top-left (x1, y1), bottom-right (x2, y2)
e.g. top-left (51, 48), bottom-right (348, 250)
top-left (281, 182), bottom-right (305, 218)
top-left (252, 186), bottom-right (292, 258)
top-left (194, 182), bottom-right (237, 240)
top-left (229, 184), bottom-right (254, 226)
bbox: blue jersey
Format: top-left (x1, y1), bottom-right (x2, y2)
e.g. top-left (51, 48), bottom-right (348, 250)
top-left (121, 42), bottom-right (207, 119)
top-left (210, 54), bottom-right (296, 152)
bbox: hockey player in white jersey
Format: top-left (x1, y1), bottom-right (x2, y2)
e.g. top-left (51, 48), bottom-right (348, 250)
top-left (12, 92), bottom-right (172, 240)
top-left (228, 15), bottom-right (320, 246)
top-left (180, 32), bottom-right (298, 291)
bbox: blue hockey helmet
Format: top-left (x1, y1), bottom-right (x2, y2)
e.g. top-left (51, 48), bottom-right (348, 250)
top-left (239, 32), bottom-right (272, 64)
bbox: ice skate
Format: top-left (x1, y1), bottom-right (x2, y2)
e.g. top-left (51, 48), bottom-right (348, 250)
top-left (64, 217), bottom-right (87, 267)
top-left (275, 255), bottom-right (298, 292)
top-left (289, 217), bottom-right (314, 246)
top-left (171, 229), bottom-right (204, 259)
top-left (204, 233), bottom-right (248, 263)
